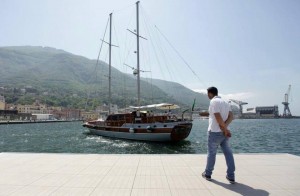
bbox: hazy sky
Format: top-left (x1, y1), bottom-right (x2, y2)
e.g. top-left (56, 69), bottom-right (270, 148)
top-left (1, 0), bottom-right (299, 115)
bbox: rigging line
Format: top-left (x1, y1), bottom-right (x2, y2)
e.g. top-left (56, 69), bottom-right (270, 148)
top-left (122, 37), bottom-right (136, 107)
top-left (153, 23), bottom-right (188, 103)
top-left (140, 14), bottom-right (151, 71)
top-left (121, 8), bottom-right (135, 68)
top-left (122, 34), bottom-right (135, 66)
top-left (112, 19), bottom-right (128, 108)
top-left (141, 8), bottom-right (166, 80)
top-left (155, 25), bottom-right (207, 88)
top-left (141, 9), bottom-right (180, 104)
top-left (113, 19), bottom-right (126, 108)
top-left (140, 38), bottom-right (150, 102)
top-left (98, 52), bottom-right (108, 107)
top-left (141, 7), bottom-right (200, 106)
top-left (153, 22), bottom-right (176, 82)
top-left (140, 6), bottom-right (162, 75)
top-left (122, 15), bottom-right (136, 110)
top-left (290, 86), bottom-right (293, 102)
top-left (92, 18), bottom-right (109, 110)
top-left (121, 3), bottom-right (135, 66)
top-left (150, 72), bottom-right (154, 104)
top-left (93, 51), bottom-right (110, 108)
top-left (89, 16), bottom-right (110, 109)
top-left (122, 74), bottom-right (127, 108)
top-left (123, 7), bottom-right (136, 67)
top-left (112, 15), bottom-right (121, 74)
top-left (139, 12), bottom-right (155, 104)
top-left (122, 27), bottom-right (129, 66)
top-left (154, 28), bottom-right (182, 103)
top-left (97, 46), bottom-right (110, 106)
top-left (124, 40), bottom-right (135, 65)
top-left (92, 17), bottom-right (110, 84)
top-left (140, 27), bottom-right (155, 105)
top-left (123, 36), bottom-right (136, 67)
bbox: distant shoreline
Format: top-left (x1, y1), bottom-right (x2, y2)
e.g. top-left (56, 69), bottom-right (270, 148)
top-left (0, 120), bottom-right (81, 125)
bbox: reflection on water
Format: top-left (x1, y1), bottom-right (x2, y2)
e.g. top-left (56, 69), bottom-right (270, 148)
top-left (0, 119), bottom-right (300, 155)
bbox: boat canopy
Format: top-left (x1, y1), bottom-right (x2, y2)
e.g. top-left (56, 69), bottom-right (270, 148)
top-left (129, 103), bottom-right (180, 110)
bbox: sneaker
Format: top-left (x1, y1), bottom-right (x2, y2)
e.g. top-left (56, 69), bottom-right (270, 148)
top-left (202, 172), bottom-right (212, 181)
top-left (226, 176), bottom-right (235, 184)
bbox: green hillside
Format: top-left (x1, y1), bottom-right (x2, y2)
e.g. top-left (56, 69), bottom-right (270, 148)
top-left (147, 78), bottom-right (209, 109)
top-left (0, 46), bottom-right (208, 109)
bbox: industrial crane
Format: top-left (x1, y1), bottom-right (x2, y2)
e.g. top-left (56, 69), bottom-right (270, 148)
top-left (229, 99), bottom-right (248, 117)
top-left (282, 85), bottom-right (292, 117)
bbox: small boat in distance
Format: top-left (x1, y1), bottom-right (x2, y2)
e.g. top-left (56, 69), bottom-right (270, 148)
top-left (83, 1), bottom-right (193, 142)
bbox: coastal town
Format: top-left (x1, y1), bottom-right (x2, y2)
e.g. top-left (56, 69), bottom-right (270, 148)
top-left (0, 94), bottom-right (119, 123)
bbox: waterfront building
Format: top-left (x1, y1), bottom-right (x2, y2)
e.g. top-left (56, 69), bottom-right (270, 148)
top-left (0, 110), bottom-right (32, 121)
top-left (48, 106), bottom-right (62, 111)
top-left (32, 114), bottom-right (55, 120)
top-left (242, 105), bottom-right (279, 119)
top-left (63, 109), bottom-right (81, 120)
top-left (81, 111), bottom-right (99, 121)
top-left (256, 106), bottom-right (279, 118)
top-left (17, 103), bottom-right (49, 114)
top-left (51, 109), bottom-right (81, 120)
top-left (0, 95), bottom-right (5, 110)
top-left (5, 103), bottom-right (16, 110)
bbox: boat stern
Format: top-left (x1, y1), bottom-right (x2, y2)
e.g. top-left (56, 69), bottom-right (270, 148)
top-left (170, 122), bottom-right (193, 141)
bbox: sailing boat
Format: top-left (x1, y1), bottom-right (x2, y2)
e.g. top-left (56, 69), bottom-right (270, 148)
top-left (83, 1), bottom-right (193, 142)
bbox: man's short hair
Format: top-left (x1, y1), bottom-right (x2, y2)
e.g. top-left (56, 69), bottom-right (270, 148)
top-left (207, 87), bottom-right (218, 96)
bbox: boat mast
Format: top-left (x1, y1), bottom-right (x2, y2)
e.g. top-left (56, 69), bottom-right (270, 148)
top-left (136, 1), bottom-right (140, 107)
top-left (108, 13), bottom-right (112, 114)
top-left (127, 1), bottom-right (146, 107)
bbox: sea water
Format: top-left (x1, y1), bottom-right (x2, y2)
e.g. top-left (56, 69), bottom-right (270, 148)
top-left (0, 119), bottom-right (299, 155)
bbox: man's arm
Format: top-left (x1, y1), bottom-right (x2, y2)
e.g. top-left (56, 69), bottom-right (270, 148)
top-left (225, 111), bottom-right (234, 126)
top-left (214, 113), bottom-right (227, 128)
top-left (214, 112), bottom-right (231, 137)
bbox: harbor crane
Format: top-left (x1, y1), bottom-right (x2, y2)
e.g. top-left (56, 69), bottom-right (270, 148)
top-left (282, 85), bottom-right (292, 117)
top-left (229, 99), bottom-right (248, 116)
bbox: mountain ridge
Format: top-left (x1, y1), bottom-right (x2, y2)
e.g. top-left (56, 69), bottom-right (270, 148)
top-left (0, 46), bottom-right (209, 109)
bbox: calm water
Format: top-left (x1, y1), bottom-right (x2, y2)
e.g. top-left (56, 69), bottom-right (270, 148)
top-left (0, 119), bottom-right (300, 155)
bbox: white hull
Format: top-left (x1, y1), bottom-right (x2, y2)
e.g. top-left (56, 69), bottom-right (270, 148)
top-left (88, 128), bottom-right (172, 142)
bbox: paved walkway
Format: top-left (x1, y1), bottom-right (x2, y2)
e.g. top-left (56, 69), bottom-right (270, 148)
top-left (0, 153), bottom-right (299, 196)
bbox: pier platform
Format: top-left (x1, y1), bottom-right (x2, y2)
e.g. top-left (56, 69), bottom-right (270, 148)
top-left (0, 153), bottom-right (299, 195)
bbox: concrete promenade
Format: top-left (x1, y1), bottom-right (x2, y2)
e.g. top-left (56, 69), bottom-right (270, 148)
top-left (0, 153), bottom-right (299, 196)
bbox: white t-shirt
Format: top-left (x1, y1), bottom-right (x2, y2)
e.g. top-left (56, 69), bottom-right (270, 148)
top-left (208, 96), bottom-right (232, 132)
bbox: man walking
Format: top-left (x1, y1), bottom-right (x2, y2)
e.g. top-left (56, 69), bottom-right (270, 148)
top-left (202, 87), bottom-right (236, 184)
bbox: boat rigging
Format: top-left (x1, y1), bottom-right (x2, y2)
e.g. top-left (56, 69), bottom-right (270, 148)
top-left (83, 1), bottom-right (193, 142)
